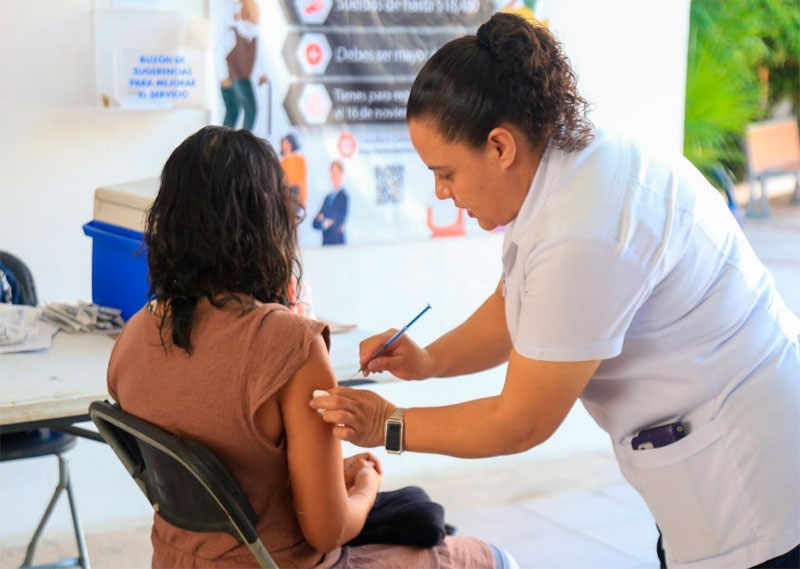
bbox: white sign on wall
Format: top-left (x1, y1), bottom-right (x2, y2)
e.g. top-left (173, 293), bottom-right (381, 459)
top-left (95, 4), bottom-right (210, 110)
top-left (114, 49), bottom-right (208, 109)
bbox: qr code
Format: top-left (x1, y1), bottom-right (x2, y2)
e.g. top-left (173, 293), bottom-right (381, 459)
top-left (375, 165), bottom-right (404, 205)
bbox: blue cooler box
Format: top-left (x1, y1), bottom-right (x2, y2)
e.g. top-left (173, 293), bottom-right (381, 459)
top-left (83, 178), bottom-right (158, 320)
top-left (82, 221), bottom-right (149, 320)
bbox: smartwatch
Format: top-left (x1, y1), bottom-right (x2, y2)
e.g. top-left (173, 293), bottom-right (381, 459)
top-left (385, 408), bottom-right (406, 455)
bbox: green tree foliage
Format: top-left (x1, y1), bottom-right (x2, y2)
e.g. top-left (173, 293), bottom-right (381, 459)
top-left (684, 0), bottom-right (800, 180)
top-left (757, 0), bottom-right (800, 113)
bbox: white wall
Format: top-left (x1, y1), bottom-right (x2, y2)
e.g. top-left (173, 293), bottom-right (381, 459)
top-left (0, 0), bottom-right (690, 543)
top-left (551, 0), bottom-right (690, 154)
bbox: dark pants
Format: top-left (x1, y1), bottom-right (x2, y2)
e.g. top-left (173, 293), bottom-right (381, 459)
top-left (221, 78), bottom-right (256, 131)
top-left (657, 527), bottom-right (799, 569)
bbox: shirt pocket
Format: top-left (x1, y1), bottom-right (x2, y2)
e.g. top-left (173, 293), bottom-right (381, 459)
top-left (617, 419), bottom-right (755, 564)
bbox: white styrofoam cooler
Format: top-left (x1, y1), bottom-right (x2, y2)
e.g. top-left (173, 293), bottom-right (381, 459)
top-left (93, 178), bottom-right (159, 233)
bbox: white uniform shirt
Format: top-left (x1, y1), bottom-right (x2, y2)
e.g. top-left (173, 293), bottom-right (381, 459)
top-left (502, 130), bottom-right (800, 569)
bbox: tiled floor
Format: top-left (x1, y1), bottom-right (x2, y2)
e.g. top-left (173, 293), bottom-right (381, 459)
top-left (2, 196), bottom-right (797, 569)
top-left (439, 456), bottom-right (660, 569)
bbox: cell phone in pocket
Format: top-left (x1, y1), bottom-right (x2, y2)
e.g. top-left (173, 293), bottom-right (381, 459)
top-left (632, 421), bottom-right (686, 450)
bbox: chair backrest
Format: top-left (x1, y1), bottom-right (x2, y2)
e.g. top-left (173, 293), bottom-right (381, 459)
top-left (745, 117), bottom-right (800, 177)
top-left (0, 251), bottom-right (38, 306)
top-left (88, 401), bottom-right (278, 569)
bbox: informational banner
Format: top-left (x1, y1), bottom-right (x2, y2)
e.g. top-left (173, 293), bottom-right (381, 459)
top-left (211, 0), bottom-right (547, 248)
top-left (284, 82), bottom-right (412, 126)
top-left (281, 31), bottom-right (456, 77)
top-left (279, 0), bottom-right (494, 27)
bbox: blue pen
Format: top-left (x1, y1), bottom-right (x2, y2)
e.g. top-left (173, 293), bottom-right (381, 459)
top-left (349, 304), bottom-right (432, 380)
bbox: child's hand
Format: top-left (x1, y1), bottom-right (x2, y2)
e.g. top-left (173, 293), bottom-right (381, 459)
top-left (343, 452), bottom-right (382, 489)
top-left (354, 463), bottom-right (382, 495)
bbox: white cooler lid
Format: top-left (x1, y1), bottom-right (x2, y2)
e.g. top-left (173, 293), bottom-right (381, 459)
top-left (93, 178), bottom-right (159, 233)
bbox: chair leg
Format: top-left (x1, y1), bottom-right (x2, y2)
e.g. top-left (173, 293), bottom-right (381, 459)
top-left (759, 176), bottom-right (772, 216)
top-left (746, 177), bottom-right (760, 217)
top-left (63, 457), bottom-right (91, 569)
top-left (21, 461), bottom-right (66, 567)
top-left (20, 455), bottom-right (90, 569)
top-left (746, 176), bottom-right (771, 218)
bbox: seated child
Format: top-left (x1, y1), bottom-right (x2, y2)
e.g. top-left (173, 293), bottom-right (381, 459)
top-left (108, 126), bottom-right (507, 568)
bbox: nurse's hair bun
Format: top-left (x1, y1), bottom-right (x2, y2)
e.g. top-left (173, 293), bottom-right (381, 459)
top-left (476, 13), bottom-right (540, 63)
top-left (475, 14), bottom-right (546, 106)
top-left (408, 12), bottom-right (593, 153)
top-left (475, 16), bottom-right (496, 50)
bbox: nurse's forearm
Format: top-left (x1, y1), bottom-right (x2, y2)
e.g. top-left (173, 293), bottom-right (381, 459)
top-left (425, 280), bottom-right (511, 377)
top-left (396, 353), bottom-right (597, 458)
top-left (403, 397), bottom-right (544, 458)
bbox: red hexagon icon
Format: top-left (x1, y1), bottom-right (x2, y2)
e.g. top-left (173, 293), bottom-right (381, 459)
top-left (337, 132), bottom-right (357, 158)
top-left (305, 43), bottom-right (323, 66)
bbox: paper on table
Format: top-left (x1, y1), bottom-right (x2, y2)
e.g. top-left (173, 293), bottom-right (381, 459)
top-left (40, 302), bottom-right (125, 334)
top-left (0, 305), bottom-right (59, 354)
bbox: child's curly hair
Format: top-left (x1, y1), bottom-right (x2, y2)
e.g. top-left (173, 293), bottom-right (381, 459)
top-left (407, 12), bottom-right (594, 153)
top-left (146, 126), bottom-right (302, 353)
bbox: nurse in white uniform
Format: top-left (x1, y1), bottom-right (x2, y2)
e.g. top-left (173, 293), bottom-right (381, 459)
top-left (311, 13), bottom-right (800, 569)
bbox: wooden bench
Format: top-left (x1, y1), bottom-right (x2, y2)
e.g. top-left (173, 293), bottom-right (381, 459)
top-left (744, 117), bottom-right (800, 217)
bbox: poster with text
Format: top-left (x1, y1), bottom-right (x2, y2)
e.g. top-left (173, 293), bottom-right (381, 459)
top-left (211, 0), bottom-right (548, 248)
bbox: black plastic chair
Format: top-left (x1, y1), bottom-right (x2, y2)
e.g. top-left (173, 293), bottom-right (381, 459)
top-left (0, 251), bottom-right (38, 306)
top-left (0, 251), bottom-right (90, 569)
top-left (88, 401), bottom-right (278, 569)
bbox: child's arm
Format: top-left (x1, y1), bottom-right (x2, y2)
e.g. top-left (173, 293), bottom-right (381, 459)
top-left (275, 335), bottom-right (380, 552)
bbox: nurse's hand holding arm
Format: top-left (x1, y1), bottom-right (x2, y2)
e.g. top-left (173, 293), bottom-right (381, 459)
top-left (312, 355), bottom-right (599, 457)
top-left (358, 279), bottom-right (511, 380)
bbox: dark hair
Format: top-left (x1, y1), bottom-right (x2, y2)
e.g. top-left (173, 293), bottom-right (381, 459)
top-left (145, 126), bottom-right (302, 353)
top-left (281, 133), bottom-right (300, 155)
top-left (406, 13), bottom-right (593, 152)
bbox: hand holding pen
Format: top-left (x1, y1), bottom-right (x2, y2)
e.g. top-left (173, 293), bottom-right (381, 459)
top-left (353, 304), bottom-right (434, 380)
top-left (311, 305), bottom-right (433, 446)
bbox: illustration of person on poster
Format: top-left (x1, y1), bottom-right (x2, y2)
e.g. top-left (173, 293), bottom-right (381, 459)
top-left (313, 160), bottom-right (349, 246)
top-left (219, 0), bottom-right (267, 132)
top-left (280, 133), bottom-right (307, 208)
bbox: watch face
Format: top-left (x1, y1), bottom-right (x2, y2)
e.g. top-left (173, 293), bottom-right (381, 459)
top-left (385, 421), bottom-right (402, 452)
